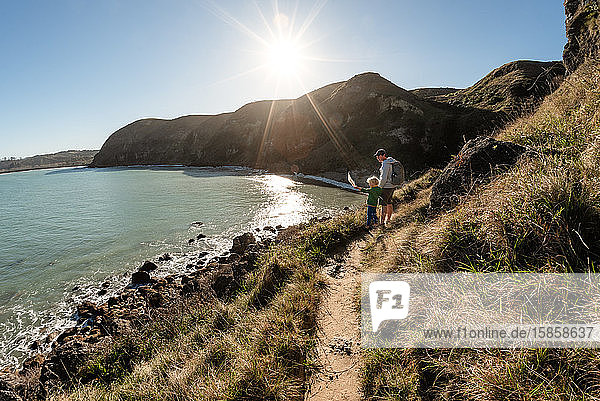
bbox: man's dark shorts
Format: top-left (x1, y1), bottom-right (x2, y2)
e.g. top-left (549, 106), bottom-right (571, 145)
top-left (380, 188), bottom-right (395, 205)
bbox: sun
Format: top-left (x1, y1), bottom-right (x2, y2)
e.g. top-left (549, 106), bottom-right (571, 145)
top-left (267, 38), bottom-right (302, 76)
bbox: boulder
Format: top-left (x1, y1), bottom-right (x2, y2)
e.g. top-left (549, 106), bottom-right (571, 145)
top-left (39, 340), bottom-right (93, 389)
top-left (211, 265), bottom-right (235, 297)
top-left (131, 271), bottom-right (151, 285)
top-left (138, 261), bottom-right (158, 272)
top-left (196, 233), bottom-right (207, 239)
top-left (429, 136), bottom-right (526, 210)
top-left (230, 232), bottom-right (256, 254)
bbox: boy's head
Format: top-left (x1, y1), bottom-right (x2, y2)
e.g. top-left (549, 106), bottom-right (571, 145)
top-left (367, 176), bottom-right (380, 187)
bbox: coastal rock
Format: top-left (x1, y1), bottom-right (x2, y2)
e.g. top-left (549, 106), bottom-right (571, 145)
top-left (429, 136), bottom-right (526, 210)
top-left (0, 378), bottom-right (21, 401)
top-left (131, 271), bottom-right (151, 285)
top-left (230, 232), bottom-right (256, 255)
top-left (158, 253), bottom-right (172, 262)
top-left (39, 340), bottom-right (95, 389)
top-left (211, 265), bottom-right (235, 297)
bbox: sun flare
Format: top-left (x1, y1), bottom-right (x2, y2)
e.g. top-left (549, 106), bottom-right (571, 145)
top-left (267, 39), bottom-right (302, 76)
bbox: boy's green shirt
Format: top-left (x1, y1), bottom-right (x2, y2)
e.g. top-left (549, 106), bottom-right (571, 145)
top-left (360, 186), bottom-right (382, 206)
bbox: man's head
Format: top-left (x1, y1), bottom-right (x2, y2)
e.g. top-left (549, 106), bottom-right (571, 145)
top-left (374, 148), bottom-right (387, 163)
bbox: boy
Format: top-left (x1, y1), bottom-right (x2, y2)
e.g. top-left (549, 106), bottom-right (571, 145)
top-left (354, 176), bottom-right (382, 227)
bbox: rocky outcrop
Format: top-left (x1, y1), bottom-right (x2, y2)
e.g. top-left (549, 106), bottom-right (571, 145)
top-left (432, 61), bottom-right (565, 115)
top-left (564, 0), bottom-right (600, 73)
top-left (429, 136), bottom-right (527, 210)
top-left (90, 60), bottom-right (561, 175)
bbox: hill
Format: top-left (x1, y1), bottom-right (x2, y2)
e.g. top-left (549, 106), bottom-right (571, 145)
top-left (91, 60), bottom-right (564, 175)
top-left (0, 150), bottom-right (98, 174)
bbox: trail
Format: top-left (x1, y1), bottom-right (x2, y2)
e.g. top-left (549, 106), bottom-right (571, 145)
top-left (306, 239), bottom-right (364, 401)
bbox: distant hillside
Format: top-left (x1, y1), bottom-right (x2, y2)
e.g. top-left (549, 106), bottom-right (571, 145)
top-left (0, 150), bottom-right (98, 173)
top-left (91, 60), bottom-right (564, 175)
top-left (432, 60), bottom-right (565, 115)
top-left (409, 87), bottom-right (459, 99)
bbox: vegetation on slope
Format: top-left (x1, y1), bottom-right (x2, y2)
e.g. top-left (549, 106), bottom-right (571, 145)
top-left (53, 212), bottom-right (366, 401)
top-left (360, 60), bottom-right (600, 400)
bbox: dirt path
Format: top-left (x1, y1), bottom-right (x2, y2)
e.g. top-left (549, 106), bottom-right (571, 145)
top-left (306, 240), bottom-right (364, 401)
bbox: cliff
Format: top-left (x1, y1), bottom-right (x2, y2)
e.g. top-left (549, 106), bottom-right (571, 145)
top-left (564, 0), bottom-right (600, 72)
top-left (90, 60), bottom-right (563, 175)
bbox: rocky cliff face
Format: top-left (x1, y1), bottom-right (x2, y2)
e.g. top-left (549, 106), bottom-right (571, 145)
top-left (564, 0), bottom-right (600, 72)
top-left (91, 61), bottom-right (563, 175)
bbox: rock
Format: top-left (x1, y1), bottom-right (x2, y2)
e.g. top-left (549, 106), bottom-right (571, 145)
top-left (107, 296), bottom-right (120, 307)
top-left (343, 206), bottom-right (350, 211)
top-left (429, 136), bottom-right (526, 211)
top-left (97, 289), bottom-right (107, 296)
top-left (188, 238), bottom-right (195, 244)
top-left (211, 265), bottom-right (235, 297)
top-left (76, 301), bottom-right (104, 321)
top-left (139, 288), bottom-right (163, 308)
top-left (226, 253), bottom-right (241, 263)
top-left (191, 221), bottom-right (204, 227)
top-left (0, 378), bottom-right (21, 401)
top-left (131, 271), bottom-right (151, 285)
top-left (328, 337), bottom-right (352, 355)
top-left (101, 281), bottom-right (110, 288)
top-left (196, 233), bottom-right (207, 239)
top-left (138, 261), bottom-right (158, 272)
top-left (564, 0), bottom-right (600, 73)
top-left (158, 253), bottom-right (172, 262)
top-left (39, 340), bottom-right (93, 389)
top-left (55, 327), bottom-right (79, 345)
top-left (198, 251), bottom-right (209, 258)
top-left (230, 232), bottom-right (256, 254)
top-left (263, 226), bottom-right (276, 233)
top-left (275, 225), bottom-right (283, 230)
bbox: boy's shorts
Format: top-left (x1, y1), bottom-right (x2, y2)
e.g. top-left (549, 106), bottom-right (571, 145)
top-left (380, 188), bottom-right (395, 205)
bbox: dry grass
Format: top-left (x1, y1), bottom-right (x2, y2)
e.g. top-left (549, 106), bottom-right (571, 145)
top-left (361, 60), bottom-right (600, 400)
top-left (52, 212), bottom-right (366, 401)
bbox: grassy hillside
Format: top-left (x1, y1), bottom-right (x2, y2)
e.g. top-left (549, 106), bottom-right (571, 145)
top-left (361, 60), bottom-right (600, 400)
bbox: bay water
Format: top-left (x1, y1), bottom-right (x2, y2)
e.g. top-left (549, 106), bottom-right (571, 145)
top-left (0, 166), bottom-right (362, 369)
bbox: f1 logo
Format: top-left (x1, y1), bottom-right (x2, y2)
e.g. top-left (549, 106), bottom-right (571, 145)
top-left (369, 281), bottom-right (410, 331)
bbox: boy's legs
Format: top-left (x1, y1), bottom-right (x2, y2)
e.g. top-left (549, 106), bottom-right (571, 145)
top-left (366, 206), bottom-right (376, 226)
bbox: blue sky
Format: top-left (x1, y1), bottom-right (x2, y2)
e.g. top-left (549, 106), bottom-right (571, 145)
top-left (0, 1), bottom-right (566, 158)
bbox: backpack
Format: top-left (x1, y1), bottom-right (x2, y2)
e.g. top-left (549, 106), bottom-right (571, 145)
top-left (390, 161), bottom-right (405, 187)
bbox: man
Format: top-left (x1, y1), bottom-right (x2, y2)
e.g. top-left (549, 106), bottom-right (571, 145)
top-left (374, 148), bottom-right (399, 225)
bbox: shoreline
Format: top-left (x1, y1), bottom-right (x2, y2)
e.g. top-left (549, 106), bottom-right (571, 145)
top-left (0, 163), bottom-right (358, 193)
top-left (0, 220), bottom-right (308, 391)
top-left (0, 187), bottom-right (352, 395)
